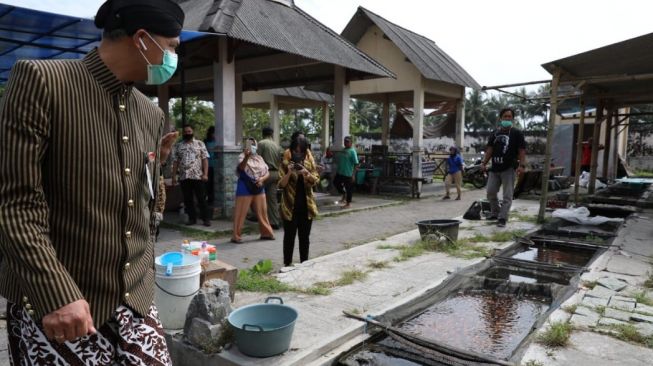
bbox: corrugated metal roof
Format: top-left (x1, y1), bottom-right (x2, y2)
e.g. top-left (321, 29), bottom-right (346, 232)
top-left (341, 7), bottom-right (480, 89)
top-left (542, 32), bottom-right (653, 106)
top-left (175, 0), bottom-right (394, 79)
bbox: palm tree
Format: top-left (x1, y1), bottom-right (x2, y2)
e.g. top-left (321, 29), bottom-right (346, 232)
top-left (464, 89), bottom-right (493, 133)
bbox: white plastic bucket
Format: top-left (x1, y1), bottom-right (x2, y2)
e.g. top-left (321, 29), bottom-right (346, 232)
top-left (154, 252), bottom-right (201, 330)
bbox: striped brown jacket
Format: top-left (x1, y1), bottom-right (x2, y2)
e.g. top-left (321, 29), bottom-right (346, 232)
top-left (279, 149), bottom-right (319, 221)
top-left (0, 48), bottom-right (164, 326)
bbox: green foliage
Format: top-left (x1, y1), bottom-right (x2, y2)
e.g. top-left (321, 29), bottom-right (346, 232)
top-left (582, 280), bottom-right (598, 289)
top-left (236, 269), bottom-right (294, 293)
top-left (171, 97), bottom-right (215, 141)
top-left (251, 259), bottom-right (273, 275)
top-left (314, 269), bottom-right (368, 288)
top-left (242, 107), bottom-right (270, 141)
top-left (523, 361), bottom-right (544, 366)
top-left (367, 260), bottom-right (390, 269)
top-left (634, 291), bottom-right (653, 306)
top-left (644, 273), bottom-right (653, 289)
top-left (536, 321), bottom-right (572, 348)
top-left (612, 324), bottom-right (647, 344)
top-left (595, 305), bottom-right (606, 316)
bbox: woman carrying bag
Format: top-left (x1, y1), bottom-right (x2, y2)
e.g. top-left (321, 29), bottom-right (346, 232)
top-left (231, 138), bottom-right (275, 243)
top-left (278, 136), bottom-right (319, 266)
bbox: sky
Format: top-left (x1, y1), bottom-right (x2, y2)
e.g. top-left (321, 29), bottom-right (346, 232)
top-left (4, 0), bottom-right (653, 88)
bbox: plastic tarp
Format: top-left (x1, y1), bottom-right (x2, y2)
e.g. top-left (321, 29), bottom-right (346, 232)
top-left (0, 3), bottom-right (211, 82)
top-left (552, 207), bottom-right (623, 226)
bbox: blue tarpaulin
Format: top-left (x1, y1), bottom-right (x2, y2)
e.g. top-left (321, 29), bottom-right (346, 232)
top-left (0, 3), bottom-right (210, 82)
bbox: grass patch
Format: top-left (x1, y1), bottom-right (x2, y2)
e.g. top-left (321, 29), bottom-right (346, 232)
top-left (582, 280), bottom-right (598, 289)
top-left (461, 230), bottom-right (527, 244)
top-left (395, 244), bottom-right (427, 262)
top-left (536, 321), bottom-right (572, 348)
top-left (562, 304), bottom-right (578, 314)
top-left (595, 305), bottom-right (606, 316)
top-left (367, 260), bottom-right (390, 269)
top-left (312, 269), bottom-right (369, 290)
top-left (301, 284), bottom-right (332, 296)
top-left (523, 361), bottom-right (544, 366)
top-left (607, 324), bottom-right (653, 348)
top-left (634, 170), bottom-right (653, 178)
top-left (236, 270), bottom-right (295, 293)
top-left (377, 244), bottom-right (398, 250)
top-left (510, 212), bottom-right (539, 224)
top-left (583, 234), bottom-right (606, 243)
top-left (643, 274), bottom-right (653, 289)
top-left (634, 291), bottom-right (653, 306)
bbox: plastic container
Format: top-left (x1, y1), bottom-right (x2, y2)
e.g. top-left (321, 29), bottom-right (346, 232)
top-left (154, 252), bottom-right (201, 330)
top-left (228, 297), bottom-right (298, 357)
top-left (415, 219), bottom-right (462, 244)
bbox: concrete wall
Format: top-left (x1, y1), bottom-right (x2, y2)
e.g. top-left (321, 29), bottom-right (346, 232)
top-left (628, 156), bottom-right (653, 171)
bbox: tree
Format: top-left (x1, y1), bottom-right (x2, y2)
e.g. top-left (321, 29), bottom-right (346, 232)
top-left (171, 97), bottom-right (215, 140)
top-left (464, 89), bottom-right (492, 132)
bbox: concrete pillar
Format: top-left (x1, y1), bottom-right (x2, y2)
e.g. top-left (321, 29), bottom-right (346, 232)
top-left (271, 95), bottom-right (280, 143)
top-left (333, 66), bottom-right (350, 150)
top-left (321, 101), bottom-right (330, 151)
top-left (381, 94), bottom-right (390, 147)
top-left (455, 97), bottom-right (465, 151)
top-left (213, 37), bottom-right (240, 218)
top-left (412, 84), bottom-right (424, 183)
top-left (157, 85), bottom-right (171, 130)
top-left (235, 74), bottom-right (243, 143)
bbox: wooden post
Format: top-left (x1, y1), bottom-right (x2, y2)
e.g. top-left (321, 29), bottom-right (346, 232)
top-left (573, 100), bottom-right (586, 205)
top-left (538, 69), bottom-right (560, 222)
top-left (235, 74), bottom-right (243, 143)
top-left (455, 97), bottom-right (465, 151)
top-left (588, 101), bottom-right (604, 194)
top-left (602, 107), bottom-right (613, 180)
top-left (157, 85), bottom-right (171, 131)
top-left (612, 111), bottom-right (620, 181)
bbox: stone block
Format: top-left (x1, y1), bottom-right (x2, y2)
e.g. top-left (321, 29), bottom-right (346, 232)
top-left (575, 305), bottom-right (599, 318)
top-left (634, 303), bottom-right (653, 316)
top-left (570, 314), bottom-right (598, 328)
top-left (619, 285), bottom-right (641, 297)
top-left (630, 312), bottom-right (653, 324)
top-left (199, 261), bottom-right (238, 301)
top-left (585, 286), bottom-right (616, 299)
top-left (635, 322), bottom-right (653, 337)
top-left (603, 307), bottom-right (632, 322)
top-left (597, 277), bottom-right (627, 291)
top-left (608, 299), bottom-right (636, 312)
top-left (186, 318), bottom-right (224, 349)
top-left (606, 256), bottom-right (650, 277)
top-left (184, 279), bottom-right (232, 336)
top-left (598, 317), bottom-right (629, 327)
top-left (611, 295), bottom-right (635, 303)
top-left (581, 296), bottom-right (609, 308)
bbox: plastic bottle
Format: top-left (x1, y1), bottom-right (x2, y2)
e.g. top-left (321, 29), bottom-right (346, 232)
top-left (199, 242), bottom-right (210, 267)
top-left (181, 239), bottom-right (190, 254)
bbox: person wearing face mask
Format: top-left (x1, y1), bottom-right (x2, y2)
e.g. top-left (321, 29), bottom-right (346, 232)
top-left (443, 146), bottom-right (464, 200)
top-left (171, 124), bottom-right (211, 226)
top-left (0, 0), bottom-right (184, 363)
top-left (231, 138), bottom-right (275, 243)
top-left (481, 108), bottom-right (527, 227)
top-left (279, 135), bottom-right (320, 266)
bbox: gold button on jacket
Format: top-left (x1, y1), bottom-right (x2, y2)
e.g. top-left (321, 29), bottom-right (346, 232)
top-left (0, 49), bottom-right (164, 326)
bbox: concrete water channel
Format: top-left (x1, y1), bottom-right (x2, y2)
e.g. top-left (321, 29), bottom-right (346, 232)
top-left (331, 181), bottom-right (652, 365)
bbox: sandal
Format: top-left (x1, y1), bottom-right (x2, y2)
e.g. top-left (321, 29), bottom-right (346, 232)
top-left (230, 238), bottom-right (243, 244)
top-left (259, 236), bottom-right (275, 241)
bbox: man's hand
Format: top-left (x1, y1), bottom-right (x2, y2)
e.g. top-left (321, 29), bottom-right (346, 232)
top-left (481, 163), bottom-right (488, 173)
top-left (202, 174), bottom-right (209, 182)
top-left (159, 131), bottom-right (179, 163)
top-left (42, 299), bottom-right (96, 344)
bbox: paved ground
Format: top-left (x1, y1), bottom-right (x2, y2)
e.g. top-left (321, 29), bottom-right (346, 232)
top-left (155, 186), bottom-right (488, 270)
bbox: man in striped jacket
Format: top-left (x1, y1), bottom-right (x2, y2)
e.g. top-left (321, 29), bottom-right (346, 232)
top-left (0, 0), bottom-right (184, 364)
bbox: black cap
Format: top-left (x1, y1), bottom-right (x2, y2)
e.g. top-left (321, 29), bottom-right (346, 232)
top-left (95, 0), bottom-right (185, 38)
top-left (262, 126), bottom-right (274, 136)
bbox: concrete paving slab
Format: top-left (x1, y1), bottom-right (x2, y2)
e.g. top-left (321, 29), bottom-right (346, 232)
top-left (598, 317), bottom-right (629, 327)
top-left (570, 313), bottom-right (598, 328)
top-left (634, 303), bottom-right (653, 316)
top-left (606, 255), bottom-right (650, 277)
top-left (582, 296), bottom-right (609, 308)
top-left (575, 305), bottom-right (600, 318)
top-left (597, 276), bottom-right (629, 291)
top-left (520, 331), bottom-right (653, 366)
top-left (612, 295), bottom-right (636, 303)
top-left (635, 322), bottom-right (653, 337)
top-left (630, 312), bottom-right (653, 324)
top-left (608, 299), bottom-right (636, 311)
top-left (585, 286), bottom-right (616, 299)
top-left (604, 307), bottom-right (632, 322)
